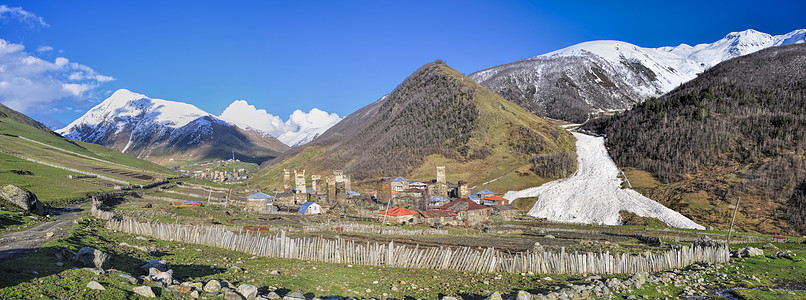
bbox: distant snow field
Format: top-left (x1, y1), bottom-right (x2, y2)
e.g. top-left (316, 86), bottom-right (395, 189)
top-left (504, 132), bottom-right (704, 229)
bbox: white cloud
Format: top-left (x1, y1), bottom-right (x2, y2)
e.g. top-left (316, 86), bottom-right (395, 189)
top-left (0, 5), bottom-right (49, 28)
top-left (219, 100), bottom-right (342, 146)
top-left (0, 38), bottom-right (115, 114)
top-left (36, 45), bottom-right (53, 53)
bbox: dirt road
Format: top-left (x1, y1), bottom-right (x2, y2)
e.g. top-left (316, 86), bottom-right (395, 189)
top-left (0, 201), bottom-right (88, 262)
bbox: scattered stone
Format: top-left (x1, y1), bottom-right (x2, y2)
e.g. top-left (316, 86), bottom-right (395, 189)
top-left (692, 236), bottom-right (723, 248)
top-left (87, 281), bottom-right (105, 290)
top-left (119, 273), bottom-right (138, 284)
top-left (775, 250), bottom-right (795, 258)
top-left (141, 259), bottom-right (171, 272)
top-left (544, 235), bottom-right (555, 239)
top-left (204, 280), bottom-right (222, 293)
top-left (485, 291), bottom-right (503, 300)
top-left (516, 290), bottom-right (531, 300)
top-left (76, 247), bottom-right (111, 270)
top-left (582, 274), bottom-right (602, 282)
top-left (174, 285), bottom-right (192, 294)
top-left (237, 284), bottom-right (258, 299)
top-left (55, 248), bottom-right (77, 261)
top-left (83, 267), bottom-right (104, 275)
top-left (283, 291), bottom-right (305, 300)
top-left (133, 286), bottom-right (156, 298)
top-left (266, 291), bottom-right (281, 299)
top-left (45, 232), bottom-right (54, 238)
top-left (734, 247), bottom-right (764, 257)
top-left (148, 268), bottom-right (174, 286)
top-left (270, 270), bottom-right (280, 275)
top-left (0, 185), bottom-right (45, 215)
top-left (542, 277), bottom-right (553, 281)
top-left (762, 243), bottom-right (778, 249)
top-left (224, 291), bottom-right (245, 300)
top-left (136, 236), bottom-right (150, 241)
top-left (441, 297), bottom-right (458, 300)
top-left (190, 290), bottom-right (200, 298)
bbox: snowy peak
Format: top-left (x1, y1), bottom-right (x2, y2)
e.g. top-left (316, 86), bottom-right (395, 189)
top-left (58, 89), bottom-right (211, 135)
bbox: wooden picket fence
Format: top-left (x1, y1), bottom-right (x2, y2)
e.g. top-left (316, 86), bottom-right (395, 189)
top-left (303, 223), bottom-right (448, 235)
top-left (92, 204), bottom-right (729, 274)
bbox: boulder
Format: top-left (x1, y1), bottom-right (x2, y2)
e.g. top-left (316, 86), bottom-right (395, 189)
top-left (224, 291), bottom-right (246, 300)
top-left (141, 259), bottom-right (171, 272)
top-left (148, 267), bottom-right (174, 286)
top-left (87, 281), bottom-right (105, 290)
top-left (118, 273), bottom-right (138, 284)
top-left (0, 185), bottom-right (45, 215)
top-left (133, 286), bottom-right (156, 298)
top-left (735, 247), bottom-right (764, 257)
top-left (282, 292), bottom-right (305, 300)
top-left (204, 279), bottom-right (222, 293)
top-left (485, 292), bottom-right (503, 300)
top-left (237, 284), bottom-right (258, 299)
top-left (76, 247), bottom-right (111, 270)
top-left (516, 290), bottom-right (531, 300)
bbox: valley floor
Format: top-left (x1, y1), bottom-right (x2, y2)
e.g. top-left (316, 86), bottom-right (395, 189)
top-left (504, 132), bottom-right (704, 229)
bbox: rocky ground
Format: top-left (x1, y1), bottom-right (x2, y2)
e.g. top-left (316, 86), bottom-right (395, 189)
top-left (0, 201), bottom-right (87, 262)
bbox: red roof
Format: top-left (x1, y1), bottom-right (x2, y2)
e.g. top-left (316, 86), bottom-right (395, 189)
top-left (404, 188), bottom-right (424, 193)
top-left (484, 195), bottom-right (509, 202)
top-left (439, 198), bottom-right (489, 211)
top-left (419, 210), bottom-right (457, 218)
top-left (379, 207), bottom-right (418, 216)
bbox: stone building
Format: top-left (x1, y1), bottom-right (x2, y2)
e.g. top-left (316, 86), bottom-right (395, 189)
top-left (439, 198), bottom-right (490, 226)
top-left (245, 192), bottom-right (273, 213)
top-left (283, 169), bottom-right (291, 192)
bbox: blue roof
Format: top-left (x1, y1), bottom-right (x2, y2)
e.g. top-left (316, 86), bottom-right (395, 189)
top-left (247, 192), bottom-right (273, 199)
top-left (392, 176), bottom-right (408, 182)
top-left (346, 190), bottom-right (360, 195)
top-left (477, 189), bottom-right (496, 195)
top-left (298, 201), bottom-right (318, 214)
top-left (469, 194), bottom-right (481, 200)
top-left (305, 189), bottom-right (316, 194)
top-left (430, 196), bottom-right (450, 202)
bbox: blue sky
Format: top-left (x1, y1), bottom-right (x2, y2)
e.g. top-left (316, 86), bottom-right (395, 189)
top-left (1, 0), bottom-right (805, 128)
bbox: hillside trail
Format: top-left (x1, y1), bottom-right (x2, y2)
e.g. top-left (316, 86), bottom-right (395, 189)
top-left (0, 200), bottom-right (89, 262)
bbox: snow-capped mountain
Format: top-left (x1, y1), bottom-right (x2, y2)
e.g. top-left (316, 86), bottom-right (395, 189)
top-left (58, 89), bottom-right (289, 164)
top-left (218, 100), bottom-right (341, 147)
top-left (470, 29), bottom-right (806, 122)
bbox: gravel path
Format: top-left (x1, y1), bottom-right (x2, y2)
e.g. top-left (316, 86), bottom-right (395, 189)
top-left (0, 201), bottom-right (88, 262)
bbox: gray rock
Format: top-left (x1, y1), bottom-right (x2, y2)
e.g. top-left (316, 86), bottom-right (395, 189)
top-left (283, 291), bottom-right (306, 300)
top-left (441, 297), bottom-right (459, 300)
top-left (148, 267), bottom-right (173, 286)
top-left (0, 185), bottom-right (45, 215)
top-left (237, 284), bottom-right (258, 300)
top-left (486, 291), bottom-right (503, 300)
top-left (141, 259), bottom-right (171, 272)
top-left (190, 290), bottom-right (200, 298)
top-left (87, 280), bottom-right (105, 290)
top-left (582, 274), bottom-right (602, 282)
top-left (204, 280), bottom-right (222, 293)
top-left (736, 247), bottom-right (764, 257)
top-left (516, 290), bottom-right (531, 300)
top-left (119, 272), bottom-right (138, 284)
top-left (267, 292), bottom-right (282, 299)
top-left (762, 243), bottom-right (778, 249)
top-left (133, 286), bottom-right (156, 298)
top-left (83, 267), bottom-right (104, 275)
top-left (76, 247), bottom-right (111, 270)
top-left (225, 291), bottom-right (246, 300)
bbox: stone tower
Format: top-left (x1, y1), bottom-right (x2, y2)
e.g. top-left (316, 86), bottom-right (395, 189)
top-left (436, 166), bottom-right (446, 183)
top-left (294, 169), bottom-right (306, 193)
top-left (458, 180), bottom-right (469, 199)
top-left (283, 169), bottom-right (291, 192)
top-left (311, 175), bottom-right (321, 194)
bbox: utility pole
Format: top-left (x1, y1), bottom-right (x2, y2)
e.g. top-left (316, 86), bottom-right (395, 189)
top-left (727, 197), bottom-right (740, 248)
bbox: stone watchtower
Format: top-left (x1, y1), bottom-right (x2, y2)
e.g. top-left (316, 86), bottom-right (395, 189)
top-left (294, 169), bottom-right (306, 194)
top-left (311, 175), bottom-right (322, 194)
top-left (458, 180), bottom-right (469, 198)
top-left (437, 166), bottom-right (446, 183)
top-left (283, 169), bottom-right (291, 192)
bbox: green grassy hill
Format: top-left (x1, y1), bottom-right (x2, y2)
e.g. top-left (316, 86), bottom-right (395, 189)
top-left (253, 61), bottom-right (576, 193)
top-left (0, 103), bottom-right (177, 204)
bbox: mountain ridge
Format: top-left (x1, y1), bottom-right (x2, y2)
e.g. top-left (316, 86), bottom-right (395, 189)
top-left (470, 28), bottom-right (806, 123)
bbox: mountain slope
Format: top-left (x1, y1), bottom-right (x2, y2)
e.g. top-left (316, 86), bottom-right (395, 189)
top-left (470, 29), bottom-right (806, 123)
top-left (58, 89), bottom-right (289, 165)
top-left (0, 103), bottom-right (175, 203)
top-left (255, 61), bottom-right (577, 192)
top-left (583, 44), bottom-right (806, 235)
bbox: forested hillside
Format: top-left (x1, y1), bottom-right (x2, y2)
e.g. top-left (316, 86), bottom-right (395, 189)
top-left (256, 61), bottom-right (576, 192)
top-left (584, 44), bottom-right (806, 234)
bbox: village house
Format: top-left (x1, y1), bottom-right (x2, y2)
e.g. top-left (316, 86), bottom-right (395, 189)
top-left (482, 195), bottom-right (509, 206)
top-left (245, 192), bottom-right (274, 213)
top-left (391, 177), bottom-right (409, 192)
top-left (418, 209), bottom-right (457, 226)
top-left (379, 206), bottom-right (419, 225)
top-left (401, 188), bottom-right (425, 198)
top-left (298, 201), bottom-right (323, 215)
top-left (439, 198), bottom-right (490, 225)
top-left (492, 204), bottom-right (521, 220)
